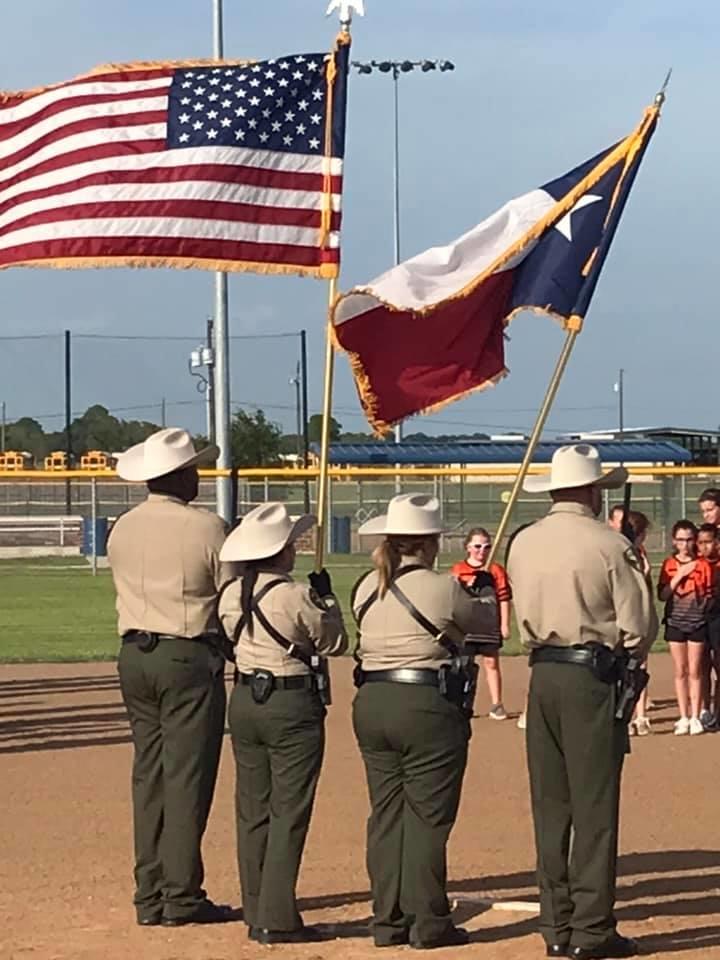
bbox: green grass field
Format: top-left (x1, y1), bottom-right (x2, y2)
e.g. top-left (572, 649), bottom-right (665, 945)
top-left (0, 553), bottom-right (667, 663)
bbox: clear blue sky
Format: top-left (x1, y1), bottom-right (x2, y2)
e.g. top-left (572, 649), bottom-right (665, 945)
top-left (1, 0), bottom-right (717, 437)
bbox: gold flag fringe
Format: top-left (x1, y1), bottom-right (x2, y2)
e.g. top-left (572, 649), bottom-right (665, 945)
top-left (331, 105), bottom-right (659, 325)
top-left (334, 300), bottom-right (595, 436)
top-left (0, 58), bottom-right (259, 104)
top-left (0, 255), bottom-right (338, 280)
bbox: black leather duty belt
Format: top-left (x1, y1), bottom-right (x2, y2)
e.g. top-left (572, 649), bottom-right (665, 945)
top-left (360, 668), bottom-right (440, 686)
top-left (238, 673), bottom-right (316, 691)
top-left (123, 630), bottom-right (203, 644)
top-left (529, 646), bottom-right (599, 667)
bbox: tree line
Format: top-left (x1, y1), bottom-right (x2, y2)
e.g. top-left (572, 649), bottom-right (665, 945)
top-left (2, 404), bottom-right (492, 467)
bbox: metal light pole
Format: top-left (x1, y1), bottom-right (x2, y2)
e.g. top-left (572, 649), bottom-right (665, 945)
top-left (1, 401), bottom-right (5, 452)
top-left (189, 332), bottom-right (216, 443)
top-left (212, 0), bottom-right (232, 521)
top-left (290, 364), bottom-right (303, 461)
top-left (614, 368), bottom-right (625, 442)
top-left (352, 57), bottom-right (455, 462)
top-left (353, 59), bottom-right (454, 447)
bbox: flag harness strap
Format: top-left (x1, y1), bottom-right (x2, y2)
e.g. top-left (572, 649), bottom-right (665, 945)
top-left (233, 578), bottom-right (313, 669)
top-left (353, 564), bottom-right (460, 658)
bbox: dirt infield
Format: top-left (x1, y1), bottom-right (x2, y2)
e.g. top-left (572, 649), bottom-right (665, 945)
top-left (2, 655), bottom-right (719, 960)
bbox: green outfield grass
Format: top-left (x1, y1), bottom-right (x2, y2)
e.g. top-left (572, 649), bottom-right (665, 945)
top-left (0, 553), bottom-right (666, 663)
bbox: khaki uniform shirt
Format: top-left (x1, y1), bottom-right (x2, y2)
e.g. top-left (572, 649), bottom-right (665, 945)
top-left (219, 569), bottom-right (348, 677)
top-left (353, 557), bottom-right (500, 672)
top-left (108, 493), bottom-right (230, 638)
top-left (507, 501), bottom-right (658, 657)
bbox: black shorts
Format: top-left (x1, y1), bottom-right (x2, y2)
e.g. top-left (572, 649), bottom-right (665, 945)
top-left (665, 625), bottom-right (707, 644)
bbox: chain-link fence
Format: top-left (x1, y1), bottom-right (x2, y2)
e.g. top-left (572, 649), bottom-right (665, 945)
top-left (0, 470), bottom-right (715, 557)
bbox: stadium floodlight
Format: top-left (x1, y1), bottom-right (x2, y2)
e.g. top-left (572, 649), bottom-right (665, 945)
top-left (421, 60), bottom-right (436, 72)
top-left (439, 60), bottom-right (455, 72)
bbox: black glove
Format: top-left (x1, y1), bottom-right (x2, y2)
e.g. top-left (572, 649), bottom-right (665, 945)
top-left (309, 568), bottom-right (333, 598)
top-left (466, 570), bottom-right (496, 595)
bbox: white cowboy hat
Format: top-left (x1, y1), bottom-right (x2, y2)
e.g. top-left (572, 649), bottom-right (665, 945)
top-left (523, 443), bottom-right (627, 493)
top-left (358, 493), bottom-right (445, 537)
top-left (220, 502), bottom-right (316, 562)
top-left (116, 427), bottom-right (219, 482)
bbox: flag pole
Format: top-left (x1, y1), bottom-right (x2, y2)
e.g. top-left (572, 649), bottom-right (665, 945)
top-left (487, 77), bottom-right (669, 567)
top-left (315, 0), bottom-right (362, 570)
top-left (486, 316), bottom-right (582, 567)
top-left (315, 276), bottom-right (338, 568)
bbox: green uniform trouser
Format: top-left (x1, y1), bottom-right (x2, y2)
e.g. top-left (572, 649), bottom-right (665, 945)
top-left (352, 682), bottom-right (470, 946)
top-left (118, 639), bottom-right (226, 921)
top-left (527, 661), bottom-right (627, 950)
top-left (228, 682), bottom-right (325, 932)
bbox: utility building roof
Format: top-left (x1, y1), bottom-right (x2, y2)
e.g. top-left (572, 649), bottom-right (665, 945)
top-left (311, 440), bottom-right (691, 465)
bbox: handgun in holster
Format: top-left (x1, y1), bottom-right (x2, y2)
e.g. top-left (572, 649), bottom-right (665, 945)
top-left (438, 654), bottom-right (478, 718)
top-left (614, 654), bottom-right (649, 725)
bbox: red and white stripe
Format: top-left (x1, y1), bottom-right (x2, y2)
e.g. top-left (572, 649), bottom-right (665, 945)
top-left (0, 67), bottom-right (342, 272)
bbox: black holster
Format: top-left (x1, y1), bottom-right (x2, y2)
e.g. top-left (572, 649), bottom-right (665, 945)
top-left (312, 655), bottom-right (332, 706)
top-left (614, 654), bottom-right (650, 724)
top-left (588, 643), bottom-right (623, 684)
top-left (250, 669), bottom-right (275, 704)
top-left (438, 657), bottom-right (478, 718)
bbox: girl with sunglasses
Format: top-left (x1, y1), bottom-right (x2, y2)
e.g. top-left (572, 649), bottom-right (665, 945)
top-left (451, 527), bottom-right (511, 720)
top-left (658, 519), bottom-right (714, 735)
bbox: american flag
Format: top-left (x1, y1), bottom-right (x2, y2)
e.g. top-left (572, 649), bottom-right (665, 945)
top-left (0, 46), bottom-right (348, 277)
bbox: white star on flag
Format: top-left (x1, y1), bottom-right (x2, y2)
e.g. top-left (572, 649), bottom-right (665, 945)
top-left (554, 195), bottom-right (602, 241)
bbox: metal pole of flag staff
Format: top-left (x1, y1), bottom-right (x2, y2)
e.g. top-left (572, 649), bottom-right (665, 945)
top-left (315, 0), bottom-right (364, 569)
top-left (486, 73), bottom-right (672, 568)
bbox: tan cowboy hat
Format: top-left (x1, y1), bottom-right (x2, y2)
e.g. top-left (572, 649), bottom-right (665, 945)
top-left (220, 502), bottom-right (316, 562)
top-left (523, 443), bottom-right (627, 494)
top-left (116, 427), bottom-right (219, 482)
top-left (358, 493), bottom-right (445, 537)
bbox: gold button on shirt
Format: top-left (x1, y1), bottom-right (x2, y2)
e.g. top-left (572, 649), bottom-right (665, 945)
top-left (108, 493), bottom-right (231, 638)
top-left (507, 501), bottom-right (658, 657)
top-left (219, 569), bottom-right (348, 677)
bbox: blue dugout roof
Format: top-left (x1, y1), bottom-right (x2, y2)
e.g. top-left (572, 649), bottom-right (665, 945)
top-left (311, 440), bottom-right (691, 465)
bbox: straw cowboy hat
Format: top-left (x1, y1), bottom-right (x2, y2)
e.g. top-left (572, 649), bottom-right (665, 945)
top-left (116, 428), bottom-right (219, 482)
top-left (358, 493), bottom-right (446, 537)
top-left (220, 502), bottom-right (316, 562)
top-left (523, 443), bottom-right (627, 494)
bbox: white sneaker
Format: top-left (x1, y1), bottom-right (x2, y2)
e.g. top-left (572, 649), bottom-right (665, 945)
top-left (635, 717), bottom-right (652, 736)
top-left (674, 717), bottom-right (691, 736)
top-left (489, 704), bottom-right (508, 721)
top-left (689, 717), bottom-right (705, 736)
top-left (517, 711), bottom-right (527, 730)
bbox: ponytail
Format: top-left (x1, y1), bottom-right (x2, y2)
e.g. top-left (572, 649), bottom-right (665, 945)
top-left (240, 563), bottom-right (260, 636)
top-left (372, 534), bottom-right (439, 597)
top-left (238, 546), bottom-right (292, 636)
top-left (372, 539), bottom-right (402, 598)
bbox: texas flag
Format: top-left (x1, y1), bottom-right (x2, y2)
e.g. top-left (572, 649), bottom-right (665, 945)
top-left (333, 106), bottom-right (659, 435)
